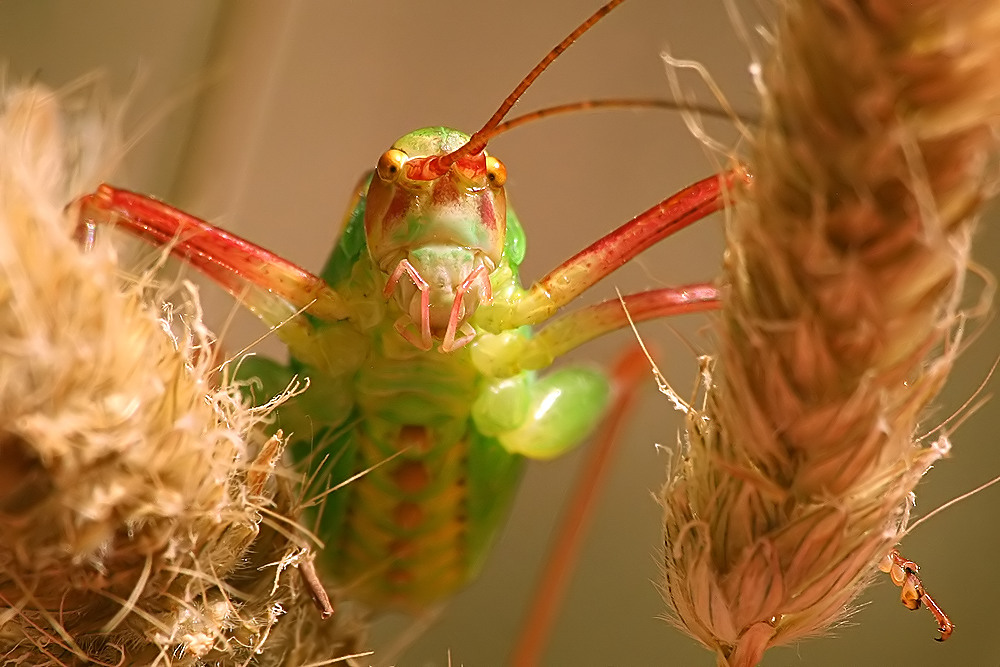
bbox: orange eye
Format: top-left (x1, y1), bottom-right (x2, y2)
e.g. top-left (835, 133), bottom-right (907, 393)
top-left (376, 149), bottom-right (408, 182)
top-left (486, 156), bottom-right (507, 187)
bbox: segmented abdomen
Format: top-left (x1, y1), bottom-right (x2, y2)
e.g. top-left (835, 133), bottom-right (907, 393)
top-left (336, 423), bottom-right (470, 609)
top-left (324, 343), bottom-right (514, 611)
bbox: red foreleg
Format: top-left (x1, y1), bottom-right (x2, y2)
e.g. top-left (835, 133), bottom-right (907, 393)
top-left (76, 185), bottom-right (349, 326)
top-left (502, 166), bottom-right (748, 328)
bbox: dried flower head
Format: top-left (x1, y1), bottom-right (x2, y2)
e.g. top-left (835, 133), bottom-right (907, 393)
top-left (0, 83), bottom-right (364, 664)
top-left (661, 1), bottom-right (1000, 665)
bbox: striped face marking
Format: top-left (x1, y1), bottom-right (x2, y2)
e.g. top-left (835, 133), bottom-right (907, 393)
top-left (365, 127), bottom-right (506, 352)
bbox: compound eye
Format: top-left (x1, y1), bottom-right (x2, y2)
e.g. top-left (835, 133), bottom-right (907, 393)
top-left (485, 156), bottom-right (507, 188)
top-left (376, 149), bottom-right (408, 182)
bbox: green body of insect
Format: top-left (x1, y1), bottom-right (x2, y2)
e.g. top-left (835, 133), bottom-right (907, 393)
top-left (78, 119), bottom-right (727, 612)
top-left (242, 127), bottom-right (612, 611)
top-left (79, 120), bottom-right (727, 612)
top-left (73, 0), bottom-right (733, 618)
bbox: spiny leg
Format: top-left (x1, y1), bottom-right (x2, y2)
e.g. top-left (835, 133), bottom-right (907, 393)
top-left (76, 185), bottom-right (350, 334)
top-left (480, 167), bottom-right (747, 332)
top-left (473, 282), bottom-right (719, 377)
top-left (509, 346), bottom-right (650, 667)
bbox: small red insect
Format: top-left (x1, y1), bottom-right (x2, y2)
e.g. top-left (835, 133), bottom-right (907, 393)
top-left (879, 549), bottom-right (954, 641)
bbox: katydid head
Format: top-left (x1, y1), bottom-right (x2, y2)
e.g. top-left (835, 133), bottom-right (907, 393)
top-left (365, 0), bottom-right (628, 353)
top-left (365, 127), bottom-right (507, 353)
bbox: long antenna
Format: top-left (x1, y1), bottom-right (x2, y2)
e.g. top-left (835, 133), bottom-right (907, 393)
top-left (490, 98), bottom-right (759, 137)
top-left (406, 0), bottom-right (628, 180)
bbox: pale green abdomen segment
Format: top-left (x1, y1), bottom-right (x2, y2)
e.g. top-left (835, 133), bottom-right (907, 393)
top-left (317, 345), bottom-right (523, 610)
top-left (327, 424), bottom-right (522, 610)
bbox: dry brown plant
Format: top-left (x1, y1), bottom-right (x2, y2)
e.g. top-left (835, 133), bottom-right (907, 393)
top-left (661, 1), bottom-right (1000, 665)
top-left (0, 84), bottom-right (366, 665)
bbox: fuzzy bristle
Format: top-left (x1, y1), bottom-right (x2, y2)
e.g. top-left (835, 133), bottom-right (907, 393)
top-left (660, 1), bottom-right (1000, 665)
top-left (0, 84), bottom-right (365, 665)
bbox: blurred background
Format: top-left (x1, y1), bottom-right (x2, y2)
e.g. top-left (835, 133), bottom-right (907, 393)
top-left (3, 1), bottom-right (999, 664)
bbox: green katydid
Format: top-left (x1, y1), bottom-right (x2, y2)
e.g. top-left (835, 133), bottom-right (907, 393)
top-left (77, 0), bottom-right (745, 621)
